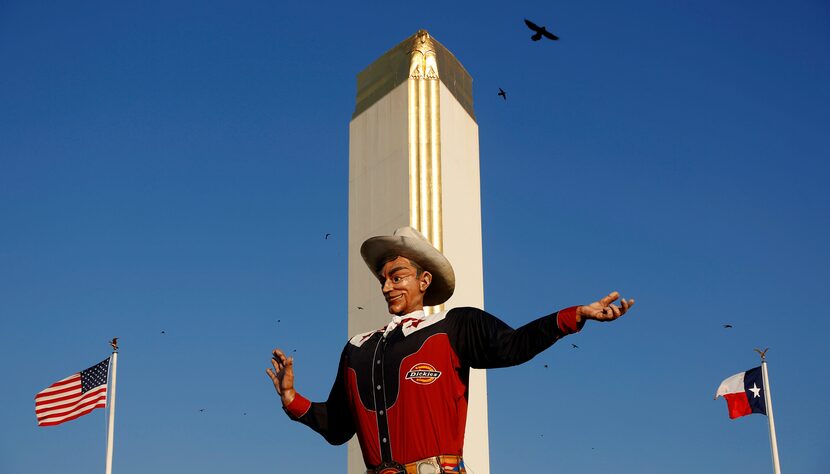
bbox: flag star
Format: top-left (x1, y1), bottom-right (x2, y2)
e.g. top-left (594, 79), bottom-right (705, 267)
top-left (749, 383), bottom-right (762, 398)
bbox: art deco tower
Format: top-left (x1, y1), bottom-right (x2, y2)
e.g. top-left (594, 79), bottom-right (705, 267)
top-left (347, 31), bottom-right (490, 473)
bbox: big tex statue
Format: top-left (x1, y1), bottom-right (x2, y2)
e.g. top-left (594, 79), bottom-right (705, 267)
top-left (267, 226), bottom-right (634, 474)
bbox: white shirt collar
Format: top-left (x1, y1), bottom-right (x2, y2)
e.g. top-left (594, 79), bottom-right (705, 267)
top-left (383, 309), bottom-right (426, 336)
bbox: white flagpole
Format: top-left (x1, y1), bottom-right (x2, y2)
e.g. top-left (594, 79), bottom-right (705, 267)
top-left (757, 349), bottom-right (781, 474)
top-left (105, 346), bottom-right (118, 474)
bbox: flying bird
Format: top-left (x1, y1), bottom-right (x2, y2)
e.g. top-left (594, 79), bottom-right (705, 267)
top-left (357, 306), bottom-right (364, 310)
top-left (325, 233), bottom-right (331, 240)
top-left (524, 19), bottom-right (559, 41)
top-left (199, 409), bottom-right (206, 413)
top-left (543, 364), bottom-right (548, 368)
top-left (498, 88), bottom-right (507, 101)
top-left (723, 324), bottom-right (733, 329)
top-left (109, 337), bottom-right (119, 350)
top-left (160, 330), bottom-right (166, 335)
top-left (571, 343), bottom-right (579, 349)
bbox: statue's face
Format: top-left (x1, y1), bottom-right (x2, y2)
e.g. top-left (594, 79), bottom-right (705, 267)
top-left (377, 256), bottom-right (431, 316)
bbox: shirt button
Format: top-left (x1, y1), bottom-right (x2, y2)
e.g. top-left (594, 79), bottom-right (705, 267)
top-left (376, 360), bottom-right (381, 365)
top-left (376, 385), bottom-right (381, 390)
top-left (379, 410), bottom-right (384, 415)
top-left (382, 437), bottom-right (387, 443)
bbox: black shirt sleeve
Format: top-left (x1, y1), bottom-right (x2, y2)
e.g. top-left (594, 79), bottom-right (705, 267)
top-left (283, 345), bottom-right (356, 445)
top-left (448, 307), bottom-right (569, 369)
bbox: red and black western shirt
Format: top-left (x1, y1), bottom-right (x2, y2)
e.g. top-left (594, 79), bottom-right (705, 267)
top-left (283, 306), bottom-right (583, 468)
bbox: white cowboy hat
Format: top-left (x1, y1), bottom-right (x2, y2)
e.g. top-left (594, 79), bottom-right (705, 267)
top-left (360, 226), bottom-right (455, 306)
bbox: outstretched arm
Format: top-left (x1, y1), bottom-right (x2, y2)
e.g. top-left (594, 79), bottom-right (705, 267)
top-left (450, 291), bottom-right (634, 369)
top-left (266, 347), bottom-right (355, 445)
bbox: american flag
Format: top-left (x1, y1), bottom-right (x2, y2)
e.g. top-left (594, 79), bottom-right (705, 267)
top-left (35, 358), bottom-right (110, 427)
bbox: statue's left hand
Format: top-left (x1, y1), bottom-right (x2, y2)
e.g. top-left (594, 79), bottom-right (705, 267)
top-left (577, 291), bottom-right (634, 322)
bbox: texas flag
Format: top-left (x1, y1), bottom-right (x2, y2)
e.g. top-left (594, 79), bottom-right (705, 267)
top-left (715, 366), bottom-right (767, 419)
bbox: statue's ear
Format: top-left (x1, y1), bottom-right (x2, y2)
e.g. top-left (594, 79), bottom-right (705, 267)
top-left (420, 271), bottom-right (432, 291)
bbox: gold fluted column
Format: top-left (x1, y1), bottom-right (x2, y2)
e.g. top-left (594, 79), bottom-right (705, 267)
top-left (408, 30), bottom-right (444, 313)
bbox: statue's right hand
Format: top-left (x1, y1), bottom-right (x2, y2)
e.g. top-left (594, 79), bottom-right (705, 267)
top-left (266, 348), bottom-right (296, 406)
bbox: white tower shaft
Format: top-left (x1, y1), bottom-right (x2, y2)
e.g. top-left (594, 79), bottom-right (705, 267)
top-left (348, 30), bottom-right (490, 474)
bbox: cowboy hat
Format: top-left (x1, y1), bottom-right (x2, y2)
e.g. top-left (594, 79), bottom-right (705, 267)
top-left (360, 226), bottom-right (455, 306)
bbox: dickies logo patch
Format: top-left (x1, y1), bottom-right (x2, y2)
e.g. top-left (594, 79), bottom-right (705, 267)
top-left (405, 363), bottom-right (441, 385)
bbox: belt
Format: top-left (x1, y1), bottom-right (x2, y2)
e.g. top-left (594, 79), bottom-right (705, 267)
top-left (366, 455), bottom-right (465, 474)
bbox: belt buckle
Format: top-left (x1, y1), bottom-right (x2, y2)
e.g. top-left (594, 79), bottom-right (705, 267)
top-left (375, 461), bottom-right (406, 474)
top-left (416, 457), bottom-right (442, 474)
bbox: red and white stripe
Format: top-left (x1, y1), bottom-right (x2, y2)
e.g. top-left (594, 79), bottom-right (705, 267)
top-left (715, 371), bottom-right (751, 419)
top-left (35, 374), bottom-right (107, 427)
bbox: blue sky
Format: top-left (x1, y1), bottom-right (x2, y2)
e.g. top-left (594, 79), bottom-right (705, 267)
top-left (2, 1), bottom-right (829, 472)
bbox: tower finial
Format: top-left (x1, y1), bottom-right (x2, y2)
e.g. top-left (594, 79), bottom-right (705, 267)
top-left (409, 30), bottom-right (438, 79)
